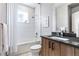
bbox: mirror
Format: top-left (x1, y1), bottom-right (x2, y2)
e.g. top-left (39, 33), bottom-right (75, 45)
top-left (68, 3), bottom-right (79, 37)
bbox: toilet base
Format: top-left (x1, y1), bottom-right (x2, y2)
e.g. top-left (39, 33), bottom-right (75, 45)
top-left (30, 45), bottom-right (41, 56)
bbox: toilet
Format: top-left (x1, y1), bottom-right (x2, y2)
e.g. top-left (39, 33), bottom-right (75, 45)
top-left (30, 45), bottom-right (41, 56)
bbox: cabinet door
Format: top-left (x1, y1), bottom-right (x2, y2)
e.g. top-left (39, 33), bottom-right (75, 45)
top-left (49, 40), bottom-right (60, 56)
top-left (54, 42), bottom-right (61, 56)
top-left (41, 37), bottom-right (61, 56)
top-left (41, 38), bottom-right (50, 56)
top-left (51, 41), bottom-right (55, 56)
top-left (41, 38), bottom-right (46, 56)
top-left (45, 39), bottom-right (49, 56)
top-left (60, 43), bottom-right (74, 56)
top-left (74, 48), bottom-right (79, 56)
top-left (48, 40), bottom-right (54, 56)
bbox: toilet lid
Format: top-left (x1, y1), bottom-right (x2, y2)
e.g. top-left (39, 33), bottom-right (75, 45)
top-left (31, 45), bottom-right (41, 49)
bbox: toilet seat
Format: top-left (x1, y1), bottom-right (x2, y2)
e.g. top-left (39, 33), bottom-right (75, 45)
top-left (31, 45), bottom-right (41, 50)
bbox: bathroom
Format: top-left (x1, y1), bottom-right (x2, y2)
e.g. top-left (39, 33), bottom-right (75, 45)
top-left (1, 3), bottom-right (79, 56)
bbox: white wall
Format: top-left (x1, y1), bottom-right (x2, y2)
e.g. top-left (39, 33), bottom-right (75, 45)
top-left (0, 3), bottom-right (7, 23)
top-left (40, 3), bottom-right (53, 35)
top-left (52, 7), bottom-right (56, 32)
top-left (52, 4), bottom-right (59, 32)
top-left (56, 3), bottom-right (70, 32)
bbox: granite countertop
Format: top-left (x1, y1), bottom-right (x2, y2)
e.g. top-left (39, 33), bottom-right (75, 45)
top-left (41, 35), bottom-right (79, 48)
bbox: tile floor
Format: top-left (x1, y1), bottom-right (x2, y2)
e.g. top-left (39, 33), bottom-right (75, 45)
top-left (19, 52), bottom-right (32, 56)
top-left (16, 41), bottom-right (41, 56)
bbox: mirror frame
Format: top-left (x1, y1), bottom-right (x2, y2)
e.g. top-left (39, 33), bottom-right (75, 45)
top-left (68, 3), bottom-right (79, 33)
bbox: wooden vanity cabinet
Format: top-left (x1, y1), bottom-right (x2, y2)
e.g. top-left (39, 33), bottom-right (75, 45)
top-left (74, 48), bottom-right (79, 56)
top-left (41, 37), bottom-right (79, 56)
top-left (45, 38), bottom-right (49, 56)
top-left (41, 37), bottom-right (60, 56)
top-left (48, 40), bottom-right (55, 56)
top-left (41, 37), bottom-right (45, 56)
top-left (54, 41), bottom-right (61, 56)
top-left (49, 40), bottom-right (60, 56)
top-left (48, 40), bottom-right (54, 56)
top-left (60, 43), bottom-right (74, 56)
top-left (41, 37), bottom-right (49, 56)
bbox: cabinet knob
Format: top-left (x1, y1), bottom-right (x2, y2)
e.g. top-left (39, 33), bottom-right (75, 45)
top-left (52, 43), bottom-right (54, 50)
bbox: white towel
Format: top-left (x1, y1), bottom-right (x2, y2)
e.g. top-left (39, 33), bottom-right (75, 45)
top-left (3, 23), bottom-right (9, 52)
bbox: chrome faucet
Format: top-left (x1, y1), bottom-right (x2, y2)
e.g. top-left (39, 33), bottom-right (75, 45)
top-left (60, 31), bottom-right (63, 37)
top-left (60, 27), bottom-right (65, 37)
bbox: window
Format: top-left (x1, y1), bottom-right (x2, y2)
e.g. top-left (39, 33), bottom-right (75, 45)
top-left (17, 5), bottom-right (29, 23)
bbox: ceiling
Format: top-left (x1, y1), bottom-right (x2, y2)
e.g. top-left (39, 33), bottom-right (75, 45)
top-left (23, 3), bottom-right (39, 8)
top-left (23, 3), bottom-right (67, 8)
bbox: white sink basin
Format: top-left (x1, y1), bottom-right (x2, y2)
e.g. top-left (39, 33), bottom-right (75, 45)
top-left (71, 42), bottom-right (79, 45)
top-left (49, 37), bottom-right (69, 41)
